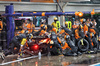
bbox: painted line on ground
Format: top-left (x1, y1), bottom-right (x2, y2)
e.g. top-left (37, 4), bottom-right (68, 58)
top-left (89, 63), bottom-right (100, 66)
top-left (0, 56), bottom-right (38, 65)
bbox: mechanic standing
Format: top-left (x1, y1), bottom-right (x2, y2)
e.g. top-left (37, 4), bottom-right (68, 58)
top-left (51, 17), bottom-right (60, 33)
top-left (27, 19), bottom-right (35, 33)
top-left (83, 19), bottom-right (93, 50)
top-left (22, 19), bottom-right (28, 30)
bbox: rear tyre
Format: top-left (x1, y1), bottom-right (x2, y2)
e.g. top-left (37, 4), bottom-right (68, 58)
top-left (13, 45), bottom-right (20, 54)
top-left (50, 47), bottom-right (59, 55)
top-left (78, 39), bottom-right (89, 52)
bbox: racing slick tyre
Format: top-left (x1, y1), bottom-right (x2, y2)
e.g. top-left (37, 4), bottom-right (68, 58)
top-left (62, 48), bottom-right (70, 55)
top-left (68, 40), bottom-right (78, 53)
top-left (78, 39), bottom-right (89, 52)
top-left (40, 44), bottom-right (49, 55)
top-left (71, 34), bottom-right (76, 44)
top-left (50, 47), bottom-right (60, 55)
top-left (12, 44), bottom-right (20, 54)
top-left (94, 48), bottom-right (98, 54)
top-left (62, 48), bottom-right (77, 56)
top-left (4, 45), bottom-right (20, 56)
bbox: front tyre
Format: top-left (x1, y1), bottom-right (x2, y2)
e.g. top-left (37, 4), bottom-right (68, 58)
top-left (78, 39), bottom-right (89, 52)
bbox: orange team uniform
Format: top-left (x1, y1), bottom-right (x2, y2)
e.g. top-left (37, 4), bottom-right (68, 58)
top-left (39, 30), bottom-right (47, 36)
top-left (89, 28), bottom-right (96, 35)
top-left (15, 30), bottom-right (25, 36)
top-left (27, 24), bottom-right (35, 33)
top-left (57, 37), bottom-right (61, 44)
top-left (62, 35), bottom-right (72, 50)
top-left (57, 36), bottom-right (70, 50)
top-left (59, 29), bottom-right (69, 35)
top-left (72, 25), bottom-right (78, 29)
top-left (83, 24), bottom-right (88, 37)
top-left (62, 42), bottom-right (71, 50)
top-left (75, 29), bottom-right (80, 39)
top-left (19, 30), bottom-right (25, 34)
top-left (49, 37), bottom-right (62, 48)
top-left (0, 21), bottom-right (3, 31)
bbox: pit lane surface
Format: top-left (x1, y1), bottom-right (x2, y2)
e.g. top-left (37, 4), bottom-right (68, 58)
top-left (0, 53), bottom-right (100, 66)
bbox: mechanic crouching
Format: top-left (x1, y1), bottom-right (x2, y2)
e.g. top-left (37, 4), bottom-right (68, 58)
top-left (62, 35), bottom-right (78, 56)
top-left (89, 23), bottom-right (99, 51)
top-left (83, 20), bottom-right (93, 51)
top-left (33, 24), bottom-right (47, 36)
top-left (4, 31), bottom-right (33, 59)
top-left (48, 32), bottom-right (63, 56)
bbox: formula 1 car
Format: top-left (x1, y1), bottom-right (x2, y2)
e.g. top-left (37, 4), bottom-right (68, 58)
top-left (22, 36), bottom-right (50, 56)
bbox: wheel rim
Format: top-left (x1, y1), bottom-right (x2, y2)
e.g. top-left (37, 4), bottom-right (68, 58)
top-left (78, 39), bottom-right (89, 51)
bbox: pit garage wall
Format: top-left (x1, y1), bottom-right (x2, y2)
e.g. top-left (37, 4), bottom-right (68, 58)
top-left (14, 3), bottom-right (56, 12)
top-left (0, 1), bottom-right (57, 25)
top-left (0, 1), bottom-right (57, 12)
top-left (64, 3), bottom-right (100, 12)
top-left (2, 2), bottom-right (100, 26)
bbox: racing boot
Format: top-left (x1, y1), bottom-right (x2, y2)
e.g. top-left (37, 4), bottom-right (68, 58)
top-left (77, 51), bottom-right (82, 55)
top-left (93, 48), bottom-right (98, 54)
top-left (86, 48), bottom-right (98, 54)
top-left (0, 47), bottom-right (5, 60)
top-left (0, 52), bottom-right (5, 60)
top-left (17, 50), bottom-right (24, 59)
top-left (66, 52), bottom-right (77, 56)
top-left (64, 50), bottom-right (77, 56)
top-left (58, 49), bottom-right (64, 56)
top-left (85, 49), bottom-right (95, 54)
